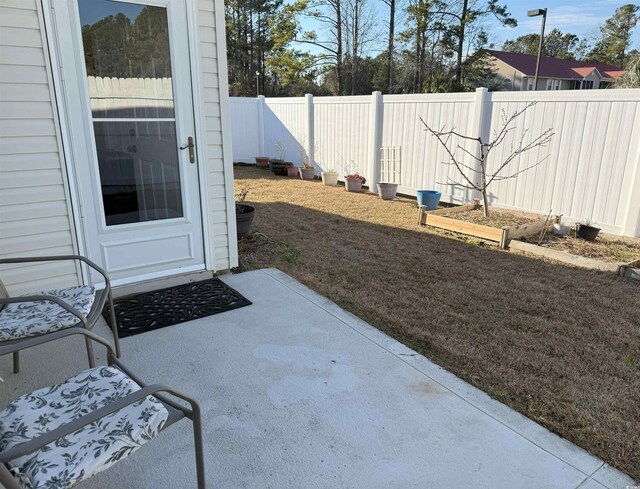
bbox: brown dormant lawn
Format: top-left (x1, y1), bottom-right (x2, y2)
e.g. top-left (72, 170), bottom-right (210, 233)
top-left (234, 165), bottom-right (640, 480)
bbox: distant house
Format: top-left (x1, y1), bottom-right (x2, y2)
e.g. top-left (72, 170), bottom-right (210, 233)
top-left (486, 50), bottom-right (625, 91)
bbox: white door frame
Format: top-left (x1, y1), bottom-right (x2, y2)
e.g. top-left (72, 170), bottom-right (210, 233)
top-left (41, 0), bottom-right (214, 286)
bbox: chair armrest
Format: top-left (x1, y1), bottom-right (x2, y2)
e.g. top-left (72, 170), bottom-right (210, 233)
top-left (0, 464), bottom-right (22, 489)
top-left (0, 295), bottom-right (89, 329)
top-left (0, 255), bottom-right (111, 290)
top-left (0, 383), bottom-right (200, 463)
top-left (0, 328), bottom-right (113, 358)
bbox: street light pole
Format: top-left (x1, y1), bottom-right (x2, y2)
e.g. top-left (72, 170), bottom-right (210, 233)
top-left (528, 8), bottom-right (547, 91)
top-left (256, 71), bottom-right (260, 97)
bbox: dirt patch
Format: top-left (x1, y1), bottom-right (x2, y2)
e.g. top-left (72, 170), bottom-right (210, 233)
top-left (234, 165), bottom-right (640, 480)
top-left (522, 232), bottom-right (640, 264)
top-left (438, 207), bottom-right (545, 228)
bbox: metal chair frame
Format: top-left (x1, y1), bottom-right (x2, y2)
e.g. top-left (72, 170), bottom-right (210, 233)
top-left (0, 255), bottom-right (121, 372)
top-left (0, 329), bottom-right (205, 489)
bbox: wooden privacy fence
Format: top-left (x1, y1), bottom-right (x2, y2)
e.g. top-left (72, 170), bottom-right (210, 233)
top-left (230, 89), bottom-right (640, 237)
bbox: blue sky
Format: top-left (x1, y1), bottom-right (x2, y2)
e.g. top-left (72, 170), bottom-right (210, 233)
top-left (487, 0), bottom-right (640, 49)
top-left (300, 0), bottom-right (640, 56)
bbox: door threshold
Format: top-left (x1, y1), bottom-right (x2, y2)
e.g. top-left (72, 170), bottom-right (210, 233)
top-left (112, 270), bottom-right (216, 298)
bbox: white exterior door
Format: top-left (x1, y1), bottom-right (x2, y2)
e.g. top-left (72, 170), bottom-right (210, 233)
top-left (51, 0), bottom-right (205, 285)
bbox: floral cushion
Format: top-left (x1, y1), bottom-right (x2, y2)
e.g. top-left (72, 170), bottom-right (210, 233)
top-left (0, 286), bottom-right (95, 342)
top-left (0, 366), bottom-right (169, 489)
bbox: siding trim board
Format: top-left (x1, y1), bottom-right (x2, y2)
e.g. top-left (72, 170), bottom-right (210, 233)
top-left (212, 0), bottom-right (239, 268)
top-left (186, 0), bottom-right (215, 272)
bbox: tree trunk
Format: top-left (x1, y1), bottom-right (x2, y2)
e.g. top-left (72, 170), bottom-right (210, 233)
top-left (249, 6), bottom-right (255, 94)
top-left (482, 189), bottom-right (490, 217)
top-left (352, 0), bottom-right (359, 95)
top-left (386, 0), bottom-right (395, 92)
top-left (415, 21), bottom-right (421, 91)
top-left (454, 0), bottom-right (469, 86)
top-left (336, 0), bottom-right (343, 95)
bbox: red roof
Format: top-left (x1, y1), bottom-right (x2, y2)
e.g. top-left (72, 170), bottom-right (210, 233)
top-left (487, 50), bottom-right (623, 80)
top-left (605, 70), bottom-right (625, 79)
top-left (571, 67), bottom-right (597, 77)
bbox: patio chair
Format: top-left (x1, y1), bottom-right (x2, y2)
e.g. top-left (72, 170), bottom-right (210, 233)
top-left (0, 255), bottom-right (121, 373)
top-left (0, 329), bottom-right (205, 489)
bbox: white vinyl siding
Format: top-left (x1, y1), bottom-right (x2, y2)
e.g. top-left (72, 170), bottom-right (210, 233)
top-left (197, 0), bottom-right (232, 271)
top-left (0, 0), bottom-right (79, 295)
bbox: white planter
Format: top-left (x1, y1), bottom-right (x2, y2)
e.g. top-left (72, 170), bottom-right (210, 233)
top-left (377, 183), bottom-right (398, 200)
top-left (321, 172), bottom-right (339, 186)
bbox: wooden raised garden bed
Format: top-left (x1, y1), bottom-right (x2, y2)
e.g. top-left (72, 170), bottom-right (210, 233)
top-left (418, 200), bottom-right (560, 249)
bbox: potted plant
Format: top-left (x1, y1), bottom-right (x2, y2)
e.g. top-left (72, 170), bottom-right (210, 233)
top-left (235, 187), bottom-right (255, 239)
top-left (286, 163), bottom-right (299, 178)
top-left (416, 190), bottom-right (441, 210)
top-left (321, 169), bottom-right (339, 186)
top-left (255, 156), bottom-right (269, 168)
top-left (575, 219), bottom-right (600, 241)
top-left (269, 140), bottom-right (288, 176)
top-left (377, 182), bottom-right (398, 200)
top-left (296, 145), bottom-right (315, 181)
top-left (344, 173), bottom-right (366, 192)
top-left (299, 162), bottom-right (315, 181)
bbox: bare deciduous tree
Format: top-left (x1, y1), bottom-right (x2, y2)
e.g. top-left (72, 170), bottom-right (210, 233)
top-left (421, 102), bottom-right (554, 217)
top-left (381, 0), bottom-right (396, 91)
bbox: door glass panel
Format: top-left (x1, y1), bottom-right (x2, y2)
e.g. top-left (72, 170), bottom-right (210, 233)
top-left (78, 0), bottom-right (183, 225)
top-left (79, 0), bottom-right (174, 118)
top-left (93, 121), bottom-right (183, 225)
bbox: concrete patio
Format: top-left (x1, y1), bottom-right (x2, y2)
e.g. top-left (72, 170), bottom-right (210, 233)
top-left (1, 269), bottom-right (635, 489)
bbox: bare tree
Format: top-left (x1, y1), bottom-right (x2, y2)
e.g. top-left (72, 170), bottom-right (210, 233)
top-left (299, 0), bottom-right (345, 94)
top-left (343, 0), bottom-right (376, 94)
top-left (420, 102), bottom-right (554, 217)
top-left (381, 0), bottom-right (396, 91)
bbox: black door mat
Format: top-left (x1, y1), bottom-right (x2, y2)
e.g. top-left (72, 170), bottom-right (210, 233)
top-left (104, 278), bottom-right (252, 338)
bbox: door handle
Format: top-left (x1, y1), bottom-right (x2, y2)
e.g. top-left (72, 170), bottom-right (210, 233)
top-left (179, 136), bottom-right (196, 164)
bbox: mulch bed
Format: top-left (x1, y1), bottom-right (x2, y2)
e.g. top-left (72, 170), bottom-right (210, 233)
top-left (522, 231), bottom-right (640, 264)
top-left (438, 207), bottom-right (545, 228)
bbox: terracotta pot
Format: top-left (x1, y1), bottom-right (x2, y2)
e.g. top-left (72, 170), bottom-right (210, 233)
top-left (255, 156), bottom-right (269, 168)
top-left (345, 178), bottom-right (364, 192)
top-left (286, 165), bottom-right (299, 178)
top-left (299, 167), bottom-right (315, 181)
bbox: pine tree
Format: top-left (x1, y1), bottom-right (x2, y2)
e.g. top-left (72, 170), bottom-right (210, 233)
top-left (587, 4), bottom-right (640, 68)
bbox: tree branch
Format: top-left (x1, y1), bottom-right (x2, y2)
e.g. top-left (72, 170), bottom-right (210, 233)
top-left (421, 117), bottom-right (480, 190)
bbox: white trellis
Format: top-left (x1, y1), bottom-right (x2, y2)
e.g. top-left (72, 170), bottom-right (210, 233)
top-left (380, 146), bottom-right (401, 184)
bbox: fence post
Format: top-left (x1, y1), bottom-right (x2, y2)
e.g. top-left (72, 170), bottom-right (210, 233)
top-left (623, 146), bottom-right (640, 237)
top-left (305, 93), bottom-right (315, 166)
top-left (368, 91), bottom-right (383, 193)
top-left (468, 87), bottom-right (492, 202)
top-left (257, 95), bottom-right (266, 156)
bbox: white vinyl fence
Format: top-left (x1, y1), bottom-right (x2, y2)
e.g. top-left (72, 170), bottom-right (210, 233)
top-left (231, 89), bottom-right (640, 237)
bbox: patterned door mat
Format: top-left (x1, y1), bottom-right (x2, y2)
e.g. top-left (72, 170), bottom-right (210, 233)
top-left (104, 278), bottom-right (252, 338)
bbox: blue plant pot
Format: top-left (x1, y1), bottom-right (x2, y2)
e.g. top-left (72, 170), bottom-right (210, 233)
top-left (416, 190), bottom-right (441, 210)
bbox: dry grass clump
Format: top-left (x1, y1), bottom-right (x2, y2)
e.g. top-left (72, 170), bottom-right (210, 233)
top-left (532, 233), bottom-right (640, 264)
top-left (234, 165), bottom-right (640, 480)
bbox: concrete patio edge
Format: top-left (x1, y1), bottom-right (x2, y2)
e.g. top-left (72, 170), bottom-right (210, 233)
top-left (255, 268), bottom-right (636, 487)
